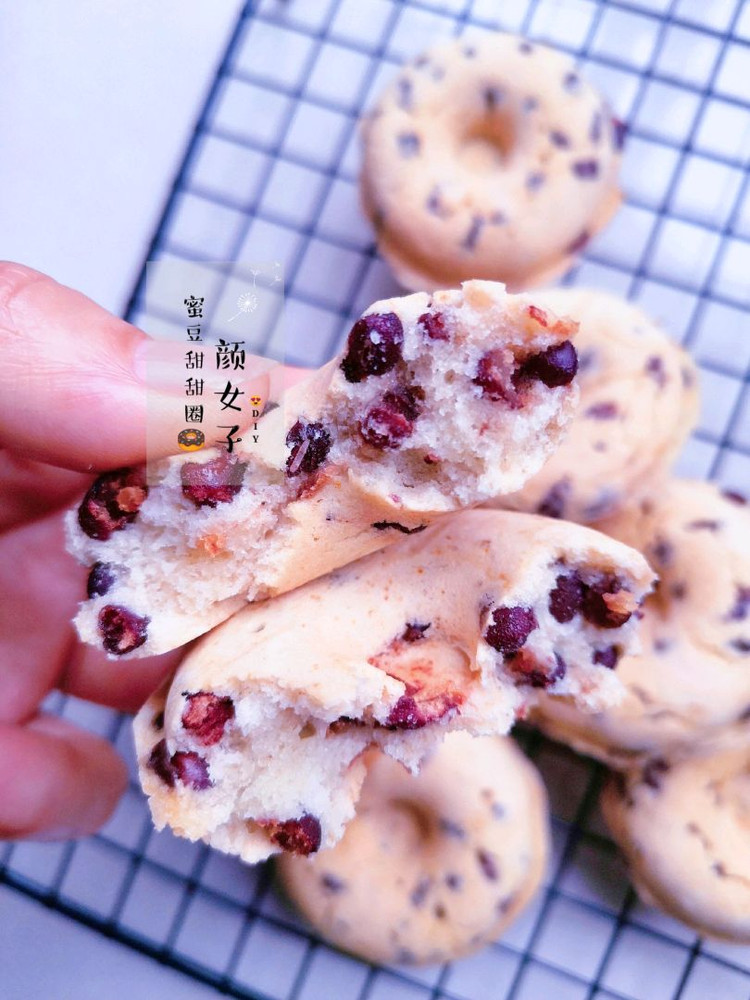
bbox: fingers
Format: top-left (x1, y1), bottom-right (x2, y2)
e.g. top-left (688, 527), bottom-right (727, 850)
top-left (60, 644), bottom-right (184, 715)
top-left (0, 452), bottom-right (91, 532)
top-left (0, 262), bottom-right (275, 472)
top-left (0, 714), bottom-right (127, 840)
top-left (0, 511), bottom-right (76, 723)
top-left (0, 508), bottom-right (183, 722)
top-left (0, 262), bottom-right (155, 471)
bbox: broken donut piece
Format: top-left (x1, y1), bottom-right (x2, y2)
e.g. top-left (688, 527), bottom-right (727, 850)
top-left (68, 280), bottom-right (579, 659)
top-left (134, 508), bottom-right (652, 865)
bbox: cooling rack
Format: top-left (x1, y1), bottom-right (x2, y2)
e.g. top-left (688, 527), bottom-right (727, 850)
top-left (3, 1), bottom-right (750, 998)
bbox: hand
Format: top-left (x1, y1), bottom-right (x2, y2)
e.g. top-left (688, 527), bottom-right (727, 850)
top-left (0, 262), bottom-right (299, 840)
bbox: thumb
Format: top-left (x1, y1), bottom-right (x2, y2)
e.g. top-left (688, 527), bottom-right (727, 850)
top-left (0, 263), bottom-right (279, 472)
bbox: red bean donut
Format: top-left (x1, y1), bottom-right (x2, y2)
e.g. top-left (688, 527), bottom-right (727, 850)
top-left (361, 34), bottom-right (623, 291)
top-left (277, 734), bottom-right (549, 965)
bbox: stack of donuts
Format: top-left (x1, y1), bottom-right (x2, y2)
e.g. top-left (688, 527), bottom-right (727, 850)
top-left (533, 480), bottom-right (750, 943)
top-left (279, 31), bottom-right (750, 960)
top-left (64, 27), bottom-right (746, 969)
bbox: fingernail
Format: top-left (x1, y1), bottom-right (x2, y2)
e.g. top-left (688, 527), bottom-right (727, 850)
top-left (133, 339), bottom-right (191, 394)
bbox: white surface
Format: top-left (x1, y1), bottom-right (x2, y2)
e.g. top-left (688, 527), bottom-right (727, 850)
top-left (0, 0), bottom-right (243, 315)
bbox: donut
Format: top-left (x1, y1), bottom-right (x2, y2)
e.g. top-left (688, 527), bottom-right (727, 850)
top-left (177, 428), bottom-right (205, 451)
top-left (602, 747), bottom-right (750, 942)
top-left (361, 34), bottom-right (623, 292)
top-left (499, 288), bottom-right (700, 523)
top-left (67, 281), bottom-right (580, 659)
top-left (532, 481), bottom-right (750, 766)
top-left (276, 733), bottom-right (549, 965)
top-left (134, 507), bottom-right (653, 864)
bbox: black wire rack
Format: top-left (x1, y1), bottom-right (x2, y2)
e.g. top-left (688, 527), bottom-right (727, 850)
top-left (3, 1), bottom-right (750, 998)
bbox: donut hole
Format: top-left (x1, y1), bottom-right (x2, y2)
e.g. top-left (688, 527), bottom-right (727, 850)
top-left (460, 112), bottom-right (518, 172)
top-left (383, 797), bottom-right (434, 847)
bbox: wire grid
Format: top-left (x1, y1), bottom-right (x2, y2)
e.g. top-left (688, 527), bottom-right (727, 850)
top-left (2, 0), bottom-right (750, 997)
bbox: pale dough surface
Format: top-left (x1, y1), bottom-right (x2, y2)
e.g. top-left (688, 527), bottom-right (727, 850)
top-left (602, 746), bottom-right (750, 942)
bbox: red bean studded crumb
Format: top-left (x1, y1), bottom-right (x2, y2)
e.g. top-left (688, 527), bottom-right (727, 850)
top-left (385, 695), bottom-right (426, 729)
top-left (582, 575), bottom-right (635, 629)
top-left (593, 646), bottom-right (621, 669)
top-left (87, 562), bottom-right (117, 598)
top-left (359, 387), bottom-right (422, 449)
top-left (507, 650), bottom-right (566, 688)
top-left (402, 621), bottom-right (431, 642)
top-left (77, 466), bottom-right (148, 540)
top-left (517, 341), bottom-right (578, 388)
top-left (340, 312), bottom-right (404, 382)
top-left (484, 606), bottom-right (538, 654)
top-left (181, 453), bottom-right (247, 508)
top-left (172, 752), bottom-right (211, 790)
top-left (148, 739), bottom-right (176, 787)
top-left (182, 692), bottom-right (235, 746)
top-left (385, 690), bottom-right (461, 730)
top-left (285, 421), bottom-right (332, 476)
top-left (147, 740), bottom-right (210, 790)
top-left (473, 350), bottom-right (521, 406)
top-left (418, 311), bottom-right (449, 340)
top-left (98, 605), bottom-right (149, 655)
top-left (262, 814), bottom-right (322, 855)
top-left (549, 572), bottom-right (585, 623)
top-left (385, 386), bottom-right (423, 421)
top-left (359, 405), bottom-right (413, 449)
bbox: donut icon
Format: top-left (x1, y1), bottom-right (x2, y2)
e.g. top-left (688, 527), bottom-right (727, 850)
top-left (178, 428), bottom-right (205, 451)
